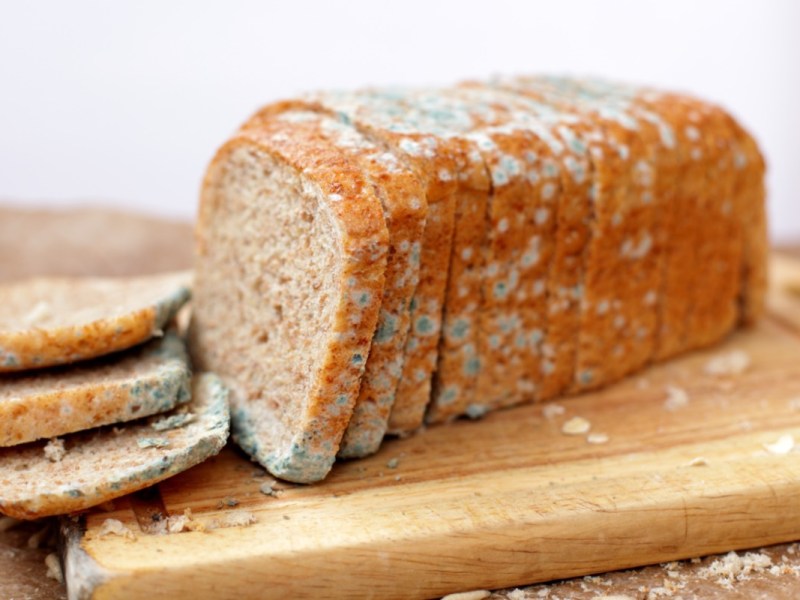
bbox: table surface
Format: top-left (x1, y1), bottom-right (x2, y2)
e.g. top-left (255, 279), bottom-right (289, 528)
top-left (1, 205), bottom-right (798, 600)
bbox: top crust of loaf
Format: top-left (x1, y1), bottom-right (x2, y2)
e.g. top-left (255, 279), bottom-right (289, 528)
top-left (0, 272), bottom-right (192, 372)
top-left (192, 121), bottom-right (388, 482)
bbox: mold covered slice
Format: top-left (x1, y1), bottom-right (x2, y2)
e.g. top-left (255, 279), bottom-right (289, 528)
top-left (247, 108), bottom-right (429, 455)
top-left (190, 121), bottom-right (388, 481)
top-left (0, 271), bottom-right (191, 372)
top-left (0, 372), bottom-right (229, 520)
top-left (0, 331), bottom-right (191, 446)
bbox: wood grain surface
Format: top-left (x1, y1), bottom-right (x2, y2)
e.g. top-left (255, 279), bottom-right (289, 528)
top-left (3, 205), bottom-right (800, 600)
top-left (70, 276), bottom-right (800, 598)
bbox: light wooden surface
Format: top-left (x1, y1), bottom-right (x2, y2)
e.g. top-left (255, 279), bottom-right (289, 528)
top-left (66, 261), bottom-right (800, 600)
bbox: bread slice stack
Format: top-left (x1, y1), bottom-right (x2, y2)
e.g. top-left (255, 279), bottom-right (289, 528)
top-left (0, 272), bottom-right (230, 519)
top-left (191, 75), bottom-right (767, 483)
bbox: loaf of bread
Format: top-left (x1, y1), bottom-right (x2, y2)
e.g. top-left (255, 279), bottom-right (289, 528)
top-left (191, 76), bottom-right (766, 483)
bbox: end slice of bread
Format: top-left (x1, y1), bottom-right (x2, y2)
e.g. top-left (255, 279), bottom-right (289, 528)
top-left (191, 124), bottom-right (388, 482)
top-left (0, 373), bottom-right (229, 520)
top-left (0, 271), bottom-right (191, 372)
top-left (0, 331), bottom-right (191, 446)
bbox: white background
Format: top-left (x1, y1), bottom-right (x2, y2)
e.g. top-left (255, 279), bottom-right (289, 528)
top-left (1, 0), bottom-right (798, 241)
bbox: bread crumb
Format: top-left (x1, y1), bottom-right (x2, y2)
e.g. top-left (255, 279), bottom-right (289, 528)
top-left (95, 518), bottom-right (136, 540)
top-left (542, 403), bottom-right (565, 419)
top-left (207, 510), bottom-right (257, 530)
top-left (587, 433), bottom-right (609, 444)
top-left (562, 416), bottom-right (591, 435)
top-left (687, 457), bottom-right (708, 467)
top-left (259, 483), bottom-right (278, 497)
top-left (593, 596), bottom-right (636, 600)
top-left (137, 437), bottom-right (170, 449)
top-left (44, 553), bottom-right (63, 584)
top-left (763, 434), bottom-right (795, 455)
top-left (218, 497), bottom-right (240, 508)
top-left (440, 591), bottom-right (490, 600)
top-left (44, 438), bottom-right (66, 462)
top-left (165, 508), bottom-right (205, 533)
top-left (704, 350), bottom-right (750, 377)
top-left (663, 385), bottom-right (689, 411)
top-left (506, 590), bottom-right (527, 600)
top-left (386, 457), bottom-right (399, 469)
top-left (151, 412), bottom-right (194, 432)
top-left (698, 550), bottom-right (773, 587)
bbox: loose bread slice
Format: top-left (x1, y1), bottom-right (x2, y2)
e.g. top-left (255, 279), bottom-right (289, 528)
top-left (0, 331), bottom-right (191, 446)
top-left (0, 272), bottom-right (191, 372)
top-left (0, 372), bottom-right (229, 520)
top-left (190, 122), bottom-right (388, 481)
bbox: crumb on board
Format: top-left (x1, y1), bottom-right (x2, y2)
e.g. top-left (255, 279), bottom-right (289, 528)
top-left (44, 438), bottom-right (66, 462)
top-left (151, 412), bottom-right (194, 432)
top-left (542, 403), bottom-right (566, 419)
top-left (704, 350), bottom-right (750, 377)
top-left (587, 433), bottom-right (609, 444)
top-left (386, 457), bottom-right (399, 469)
top-left (663, 385), bottom-right (689, 412)
top-left (698, 550), bottom-right (774, 588)
top-left (687, 457), bottom-right (708, 467)
top-left (562, 416), bottom-right (591, 435)
top-left (44, 552), bottom-right (63, 584)
top-left (440, 590), bottom-right (491, 600)
top-left (207, 510), bottom-right (257, 530)
top-left (259, 483), bottom-right (278, 497)
top-left (92, 518), bottom-right (136, 541)
top-left (763, 434), bottom-right (795, 455)
top-left (218, 497), bottom-right (239, 508)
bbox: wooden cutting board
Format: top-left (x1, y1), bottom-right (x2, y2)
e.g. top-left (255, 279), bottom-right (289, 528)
top-left (63, 257), bottom-right (800, 600)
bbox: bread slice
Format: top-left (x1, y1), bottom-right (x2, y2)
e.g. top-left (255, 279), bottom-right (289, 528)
top-left (0, 372), bottom-right (229, 520)
top-left (249, 90), bottom-right (463, 453)
top-left (190, 122), bottom-right (388, 481)
top-left (0, 272), bottom-right (191, 372)
top-left (243, 108), bottom-right (429, 454)
top-left (0, 331), bottom-right (191, 446)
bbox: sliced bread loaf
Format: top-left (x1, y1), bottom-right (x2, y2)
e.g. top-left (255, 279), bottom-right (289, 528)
top-left (0, 331), bottom-right (191, 446)
top-left (0, 372), bottom-right (229, 520)
top-left (190, 121), bottom-right (388, 481)
top-left (0, 271), bottom-right (191, 372)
